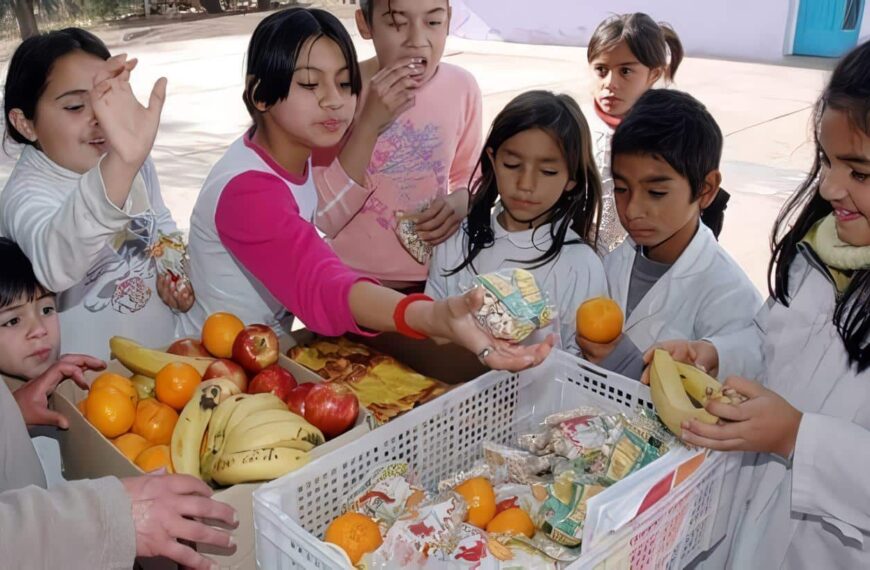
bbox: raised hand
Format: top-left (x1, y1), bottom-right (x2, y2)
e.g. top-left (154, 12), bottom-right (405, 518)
top-left (13, 355), bottom-right (105, 429)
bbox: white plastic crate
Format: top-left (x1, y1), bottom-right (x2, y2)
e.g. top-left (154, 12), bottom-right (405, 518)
top-left (253, 350), bottom-right (736, 569)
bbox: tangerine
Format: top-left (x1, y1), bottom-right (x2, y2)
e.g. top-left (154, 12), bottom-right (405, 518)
top-left (155, 363), bottom-right (202, 410)
top-left (76, 397), bottom-right (88, 415)
top-left (576, 297), bottom-right (624, 344)
top-left (324, 512), bottom-right (382, 565)
top-left (134, 444), bottom-right (174, 473)
top-left (85, 387), bottom-right (136, 438)
top-left (113, 433), bottom-right (152, 463)
top-left (455, 477), bottom-right (496, 528)
top-left (132, 398), bottom-right (179, 445)
top-left (91, 372), bottom-right (138, 406)
top-left (201, 312), bottom-right (245, 358)
top-left (485, 507), bottom-right (536, 538)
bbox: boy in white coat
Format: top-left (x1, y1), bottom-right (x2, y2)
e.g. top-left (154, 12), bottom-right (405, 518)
top-left (577, 90), bottom-right (761, 380)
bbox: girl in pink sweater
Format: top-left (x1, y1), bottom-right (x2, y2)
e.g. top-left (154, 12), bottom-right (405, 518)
top-left (185, 7), bottom-right (551, 371)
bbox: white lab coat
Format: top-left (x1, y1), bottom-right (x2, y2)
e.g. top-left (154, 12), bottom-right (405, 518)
top-left (604, 223), bottom-right (762, 378)
top-left (710, 249), bottom-right (870, 569)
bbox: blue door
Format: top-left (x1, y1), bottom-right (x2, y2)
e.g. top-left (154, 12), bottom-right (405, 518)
top-left (794, 0), bottom-right (865, 57)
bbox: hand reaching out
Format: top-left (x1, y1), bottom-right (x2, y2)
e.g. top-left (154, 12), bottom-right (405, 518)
top-left (12, 355), bottom-right (106, 429)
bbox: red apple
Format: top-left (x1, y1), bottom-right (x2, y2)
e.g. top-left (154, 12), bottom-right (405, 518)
top-left (286, 383), bottom-right (316, 416)
top-left (231, 324), bottom-right (279, 373)
top-left (202, 358), bottom-right (249, 393)
top-left (249, 364), bottom-right (297, 401)
top-left (303, 384), bottom-right (359, 439)
top-left (167, 338), bottom-right (210, 357)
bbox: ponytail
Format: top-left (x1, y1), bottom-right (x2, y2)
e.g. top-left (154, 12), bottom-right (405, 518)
top-left (660, 23), bottom-right (684, 82)
top-left (701, 188), bottom-right (729, 239)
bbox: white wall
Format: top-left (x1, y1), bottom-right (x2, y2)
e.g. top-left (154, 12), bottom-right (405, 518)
top-left (860, 0), bottom-right (870, 43)
top-left (452, 0), bottom-right (797, 62)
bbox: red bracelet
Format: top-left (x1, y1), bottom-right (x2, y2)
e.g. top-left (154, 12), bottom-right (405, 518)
top-left (393, 293), bottom-right (434, 340)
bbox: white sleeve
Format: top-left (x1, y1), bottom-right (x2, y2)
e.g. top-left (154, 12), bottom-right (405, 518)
top-left (708, 297), bottom-right (771, 381)
top-left (142, 156), bottom-right (178, 234)
top-left (2, 159), bottom-right (151, 293)
top-left (792, 413), bottom-right (870, 535)
top-left (424, 241), bottom-right (451, 301)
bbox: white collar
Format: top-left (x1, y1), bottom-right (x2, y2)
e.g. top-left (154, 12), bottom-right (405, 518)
top-left (491, 203), bottom-right (557, 251)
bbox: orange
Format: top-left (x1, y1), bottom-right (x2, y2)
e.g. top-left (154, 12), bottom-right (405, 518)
top-left (76, 397), bottom-right (88, 415)
top-left (91, 372), bottom-right (138, 406)
top-left (155, 362), bottom-right (202, 410)
top-left (85, 387), bottom-right (136, 438)
top-left (485, 507), bottom-right (536, 538)
top-left (113, 433), bottom-right (152, 463)
top-left (201, 312), bottom-right (245, 358)
top-left (132, 398), bottom-right (179, 445)
top-left (455, 477), bottom-right (496, 528)
top-left (324, 512), bottom-right (382, 565)
top-left (134, 444), bottom-right (174, 473)
top-left (576, 297), bottom-right (624, 344)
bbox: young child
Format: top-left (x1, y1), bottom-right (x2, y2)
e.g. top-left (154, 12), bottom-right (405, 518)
top-left (585, 13), bottom-right (683, 252)
top-left (185, 7), bottom-right (551, 372)
top-left (577, 89), bottom-right (761, 380)
top-left (657, 41), bottom-right (870, 568)
top-left (0, 28), bottom-right (190, 359)
top-left (314, 0), bottom-right (483, 291)
top-left (426, 91), bottom-right (607, 349)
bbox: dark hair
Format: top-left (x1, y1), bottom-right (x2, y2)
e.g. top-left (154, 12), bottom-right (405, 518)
top-left (3, 28), bottom-right (111, 146)
top-left (587, 13), bottom-right (683, 82)
top-left (611, 89), bottom-right (726, 236)
top-left (449, 90), bottom-right (602, 275)
top-left (360, 0), bottom-right (450, 25)
top-left (243, 7), bottom-right (362, 119)
top-left (770, 41), bottom-right (870, 372)
top-left (0, 238), bottom-right (50, 310)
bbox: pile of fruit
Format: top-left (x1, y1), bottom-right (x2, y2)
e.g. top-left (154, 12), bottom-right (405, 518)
top-left (77, 311), bottom-right (362, 484)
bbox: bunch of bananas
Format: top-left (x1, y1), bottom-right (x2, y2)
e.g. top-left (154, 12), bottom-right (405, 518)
top-left (648, 349), bottom-right (739, 436)
top-left (170, 379), bottom-right (324, 486)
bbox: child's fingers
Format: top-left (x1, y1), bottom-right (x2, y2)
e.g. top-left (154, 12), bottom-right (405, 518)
top-left (148, 77), bottom-right (169, 117)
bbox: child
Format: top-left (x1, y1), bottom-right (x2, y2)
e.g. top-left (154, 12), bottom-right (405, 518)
top-left (657, 41), bottom-right (870, 568)
top-left (0, 28), bottom-right (190, 360)
top-left (426, 91), bottom-right (607, 349)
top-left (585, 13), bottom-right (683, 252)
top-left (314, 0), bottom-right (483, 291)
top-left (185, 8), bottom-right (551, 372)
top-left (577, 89), bottom-right (761, 380)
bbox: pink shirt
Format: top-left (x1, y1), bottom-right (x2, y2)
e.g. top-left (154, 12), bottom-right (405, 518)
top-left (184, 132), bottom-right (373, 337)
top-left (315, 62), bottom-right (483, 283)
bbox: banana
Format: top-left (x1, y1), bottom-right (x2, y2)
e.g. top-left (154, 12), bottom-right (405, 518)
top-left (171, 382), bottom-right (225, 477)
top-left (675, 361), bottom-right (732, 405)
top-left (200, 378), bottom-right (242, 400)
top-left (649, 349), bottom-right (719, 436)
top-left (199, 393), bottom-right (287, 481)
top-left (211, 447), bottom-right (310, 486)
top-left (111, 336), bottom-right (214, 377)
top-left (222, 417), bottom-right (324, 456)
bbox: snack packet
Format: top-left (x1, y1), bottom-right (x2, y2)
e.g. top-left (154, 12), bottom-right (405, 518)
top-left (395, 205), bottom-right (433, 265)
top-left (148, 231), bottom-right (190, 283)
top-left (601, 411), bottom-right (673, 484)
top-left (483, 442), bottom-right (551, 485)
top-left (535, 471), bottom-right (606, 547)
top-left (348, 462), bottom-right (427, 527)
top-left (473, 269), bottom-right (554, 342)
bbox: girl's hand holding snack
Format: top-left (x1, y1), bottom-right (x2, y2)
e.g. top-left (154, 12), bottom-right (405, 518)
top-left (680, 376), bottom-right (803, 459)
top-left (156, 274), bottom-right (194, 313)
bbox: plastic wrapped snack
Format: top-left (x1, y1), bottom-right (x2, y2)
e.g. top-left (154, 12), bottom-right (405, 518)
top-left (535, 471), bottom-right (606, 547)
top-left (473, 269), bottom-right (554, 342)
top-left (483, 442), bottom-right (552, 484)
top-left (395, 207), bottom-right (433, 264)
top-left (601, 411), bottom-right (674, 485)
top-left (148, 231), bottom-right (190, 284)
top-left (348, 462), bottom-right (427, 527)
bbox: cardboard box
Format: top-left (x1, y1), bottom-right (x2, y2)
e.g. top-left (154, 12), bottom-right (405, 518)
top-left (53, 344), bottom-right (370, 570)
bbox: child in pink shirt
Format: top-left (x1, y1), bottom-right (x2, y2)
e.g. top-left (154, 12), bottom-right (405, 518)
top-left (315, 0), bottom-right (483, 290)
top-left (185, 7), bottom-right (552, 372)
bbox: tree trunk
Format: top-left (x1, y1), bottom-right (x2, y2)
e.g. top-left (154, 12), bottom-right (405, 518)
top-left (13, 0), bottom-right (39, 40)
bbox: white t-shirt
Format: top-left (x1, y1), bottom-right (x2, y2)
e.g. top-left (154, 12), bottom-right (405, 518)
top-left (425, 207), bottom-right (608, 349)
top-left (0, 146), bottom-right (179, 358)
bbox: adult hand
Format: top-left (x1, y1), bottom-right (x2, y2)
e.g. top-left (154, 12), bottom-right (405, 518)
top-left (122, 473), bottom-right (238, 570)
top-left (576, 334), bottom-right (620, 364)
top-left (13, 355), bottom-right (105, 429)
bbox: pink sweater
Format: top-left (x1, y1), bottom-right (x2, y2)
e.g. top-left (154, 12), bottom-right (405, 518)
top-left (184, 132), bottom-right (374, 336)
top-left (315, 62), bottom-right (483, 283)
